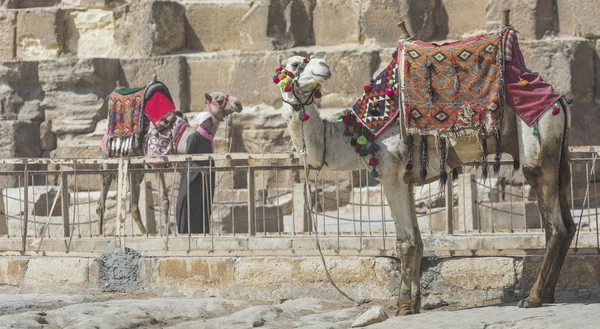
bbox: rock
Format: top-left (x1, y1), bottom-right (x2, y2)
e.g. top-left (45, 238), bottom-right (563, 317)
top-left (39, 121), bottom-right (56, 151)
top-left (0, 11), bottom-right (16, 61)
top-left (0, 61), bottom-right (43, 122)
top-left (16, 8), bottom-right (69, 60)
top-left (557, 0), bottom-right (600, 39)
top-left (185, 1), bottom-right (251, 52)
top-left (112, 0), bottom-right (185, 57)
top-left (65, 9), bottom-right (114, 57)
top-left (240, 0), bottom-right (314, 51)
top-left (229, 52), bottom-right (282, 106)
top-left (440, 0), bottom-right (487, 38)
top-left (404, 0), bottom-right (441, 41)
top-left (23, 258), bottom-right (91, 287)
top-left (486, 0), bottom-right (556, 39)
top-left (38, 58), bottom-right (119, 135)
top-left (351, 306), bottom-right (388, 327)
top-left (596, 41), bottom-right (600, 104)
top-left (313, 0), bottom-right (360, 46)
top-left (360, 0), bottom-right (407, 47)
top-left (61, 0), bottom-right (108, 8)
top-left (186, 55), bottom-right (234, 112)
top-left (519, 38), bottom-right (595, 102)
top-left (119, 56), bottom-right (189, 112)
top-left (2, 0), bottom-right (58, 8)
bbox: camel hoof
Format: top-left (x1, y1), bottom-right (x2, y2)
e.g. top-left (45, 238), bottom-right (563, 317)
top-left (517, 298), bottom-right (542, 308)
top-left (395, 298), bottom-right (412, 316)
top-left (395, 308), bottom-right (412, 316)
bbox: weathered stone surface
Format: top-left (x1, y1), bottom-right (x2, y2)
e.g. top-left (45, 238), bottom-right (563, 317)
top-left (186, 55), bottom-right (234, 111)
top-left (0, 61), bottom-right (43, 121)
top-left (39, 58), bottom-right (119, 135)
top-left (240, 0), bottom-right (314, 51)
top-left (39, 120), bottom-right (56, 151)
top-left (112, 0), bottom-right (185, 57)
top-left (0, 259), bottom-right (26, 286)
top-left (519, 39), bottom-right (595, 102)
top-left (61, 0), bottom-right (108, 8)
top-left (360, 0), bottom-right (406, 47)
top-left (23, 258), bottom-right (91, 287)
top-left (0, 11), bottom-right (16, 61)
top-left (16, 8), bottom-right (68, 60)
top-left (2, 0), bottom-right (58, 8)
top-left (404, 0), bottom-right (441, 40)
top-left (66, 9), bottom-right (114, 57)
top-left (313, 0), bottom-right (360, 46)
top-left (557, 0), bottom-right (600, 38)
top-left (185, 1), bottom-right (251, 52)
top-left (119, 56), bottom-right (189, 112)
top-left (486, 0), bottom-right (556, 39)
top-left (229, 52), bottom-right (281, 106)
top-left (156, 258), bottom-right (236, 288)
top-left (596, 41), bottom-right (600, 103)
top-left (351, 306), bottom-right (388, 327)
top-left (440, 0), bottom-right (487, 38)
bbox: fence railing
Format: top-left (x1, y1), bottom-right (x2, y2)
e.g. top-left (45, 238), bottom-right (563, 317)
top-left (0, 147), bottom-right (599, 253)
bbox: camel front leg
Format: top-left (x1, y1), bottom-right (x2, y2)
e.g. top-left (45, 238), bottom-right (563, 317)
top-left (157, 172), bottom-right (170, 216)
top-left (96, 163), bottom-right (115, 235)
top-left (129, 172), bottom-right (147, 234)
top-left (381, 175), bottom-right (423, 316)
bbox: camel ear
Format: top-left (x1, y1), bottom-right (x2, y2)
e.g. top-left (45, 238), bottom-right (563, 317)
top-left (278, 54), bottom-right (286, 66)
top-left (205, 93), bottom-right (212, 102)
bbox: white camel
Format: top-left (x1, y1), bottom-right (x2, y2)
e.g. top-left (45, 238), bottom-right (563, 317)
top-left (275, 30), bottom-right (573, 315)
top-left (96, 91), bottom-right (243, 235)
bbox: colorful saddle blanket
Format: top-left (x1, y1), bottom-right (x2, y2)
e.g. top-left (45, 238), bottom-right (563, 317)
top-left (350, 56), bottom-right (400, 137)
top-left (104, 82), bottom-right (176, 157)
top-left (400, 29), bottom-right (507, 137)
top-left (143, 115), bottom-right (189, 160)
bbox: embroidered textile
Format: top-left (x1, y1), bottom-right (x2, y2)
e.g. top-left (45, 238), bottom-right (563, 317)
top-left (143, 116), bottom-right (189, 159)
top-left (106, 88), bottom-right (145, 156)
top-left (349, 57), bottom-right (400, 137)
top-left (401, 29), bottom-right (506, 137)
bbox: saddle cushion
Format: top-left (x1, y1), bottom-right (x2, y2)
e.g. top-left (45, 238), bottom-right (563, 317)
top-left (400, 28), bottom-right (507, 138)
top-left (106, 87), bottom-right (145, 156)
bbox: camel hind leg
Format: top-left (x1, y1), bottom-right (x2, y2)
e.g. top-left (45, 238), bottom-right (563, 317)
top-left (96, 163), bottom-right (115, 235)
top-left (129, 171), bottom-right (147, 234)
top-left (517, 101), bottom-right (574, 308)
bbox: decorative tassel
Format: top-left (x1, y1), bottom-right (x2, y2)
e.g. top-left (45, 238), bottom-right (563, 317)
top-left (344, 127), bottom-right (351, 136)
top-left (350, 138), bottom-right (357, 146)
top-left (357, 136), bottom-right (368, 145)
top-left (364, 85), bottom-right (372, 93)
top-left (342, 115), bottom-right (351, 124)
top-left (368, 134), bottom-right (376, 141)
top-left (552, 105), bottom-right (560, 116)
top-left (284, 85), bottom-right (292, 92)
top-left (314, 91), bottom-right (322, 98)
top-left (368, 143), bottom-right (380, 154)
top-left (452, 167), bottom-right (459, 181)
top-left (480, 133), bottom-right (488, 182)
top-left (355, 145), bottom-right (362, 153)
top-left (389, 79), bottom-right (396, 86)
top-left (405, 134), bottom-right (414, 171)
top-left (493, 129), bottom-right (502, 174)
top-left (533, 126), bottom-right (539, 136)
top-left (439, 137), bottom-right (448, 188)
top-left (566, 97), bottom-right (574, 104)
top-left (454, 76), bottom-right (460, 92)
top-left (359, 149), bottom-right (369, 157)
top-left (369, 157), bottom-right (379, 166)
top-left (420, 135), bottom-right (428, 184)
top-left (370, 168), bottom-right (380, 179)
top-left (385, 88), bottom-right (394, 98)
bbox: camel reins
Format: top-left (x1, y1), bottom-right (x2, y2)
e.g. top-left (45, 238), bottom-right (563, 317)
top-left (206, 94), bottom-right (229, 122)
top-left (283, 81), bottom-right (328, 170)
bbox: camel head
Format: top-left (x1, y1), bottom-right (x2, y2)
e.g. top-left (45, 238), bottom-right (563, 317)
top-left (274, 55), bottom-right (331, 96)
top-left (204, 91), bottom-right (243, 123)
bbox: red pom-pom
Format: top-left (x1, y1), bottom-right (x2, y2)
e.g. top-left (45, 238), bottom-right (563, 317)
top-left (284, 85), bottom-right (292, 92)
top-left (364, 85), bottom-right (372, 93)
top-left (341, 115), bottom-right (350, 124)
top-left (273, 77), bottom-right (280, 84)
top-left (276, 66), bottom-right (283, 73)
top-left (552, 106), bottom-right (561, 116)
top-left (369, 157), bottom-right (379, 166)
top-left (303, 58), bottom-right (309, 63)
top-left (368, 134), bottom-right (376, 141)
top-left (301, 113), bottom-right (310, 121)
top-left (355, 145), bottom-right (362, 153)
top-left (287, 71), bottom-right (293, 76)
top-left (314, 91), bottom-right (322, 99)
top-left (385, 88), bottom-right (394, 97)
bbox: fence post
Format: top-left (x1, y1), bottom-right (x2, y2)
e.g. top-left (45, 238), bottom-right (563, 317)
top-left (60, 171), bottom-right (70, 238)
top-left (22, 164), bottom-right (29, 252)
top-left (115, 158), bottom-right (129, 245)
top-left (458, 173), bottom-right (479, 231)
top-left (247, 167), bottom-right (256, 235)
top-left (445, 173), bottom-right (454, 234)
top-left (0, 188), bottom-right (7, 236)
top-left (293, 183), bottom-right (310, 233)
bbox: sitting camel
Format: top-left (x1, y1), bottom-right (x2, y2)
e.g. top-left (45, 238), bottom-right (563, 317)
top-left (96, 89), bottom-right (242, 235)
top-left (274, 18), bottom-right (573, 315)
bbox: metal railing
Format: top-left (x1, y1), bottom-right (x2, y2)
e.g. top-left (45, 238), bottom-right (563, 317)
top-left (0, 147), bottom-right (599, 253)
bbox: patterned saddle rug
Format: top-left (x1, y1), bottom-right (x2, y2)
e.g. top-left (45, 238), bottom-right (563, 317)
top-left (143, 114), bottom-right (189, 161)
top-left (104, 82), bottom-right (176, 157)
top-left (400, 28), bottom-right (506, 138)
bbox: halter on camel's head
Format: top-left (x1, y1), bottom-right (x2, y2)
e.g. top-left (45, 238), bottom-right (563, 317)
top-left (274, 55), bottom-right (332, 115)
top-left (204, 92), bottom-right (243, 123)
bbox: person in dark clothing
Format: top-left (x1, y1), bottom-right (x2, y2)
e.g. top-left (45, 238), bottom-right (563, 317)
top-left (176, 112), bottom-right (216, 234)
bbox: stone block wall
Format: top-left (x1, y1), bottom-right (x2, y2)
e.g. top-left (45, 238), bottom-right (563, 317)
top-left (0, 0), bottom-right (598, 195)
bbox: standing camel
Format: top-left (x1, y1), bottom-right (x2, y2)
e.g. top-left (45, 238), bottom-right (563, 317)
top-left (96, 88), bottom-right (243, 235)
top-left (273, 17), bottom-right (573, 315)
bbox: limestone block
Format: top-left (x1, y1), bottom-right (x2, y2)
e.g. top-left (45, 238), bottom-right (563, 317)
top-left (557, 0), bottom-right (600, 38)
top-left (313, 0), bottom-right (360, 46)
top-left (351, 306), bottom-right (389, 327)
top-left (437, 257), bottom-right (517, 291)
top-left (16, 8), bottom-right (69, 60)
top-left (119, 56), bottom-right (189, 112)
top-left (185, 1), bottom-right (251, 52)
top-left (520, 255), bottom-right (600, 292)
top-left (440, 0), bottom-right (487, 38)
top-left (23, 258), bottom-right (91, 287)
top-left (596, 41), bottom-right (600, 104)
top-left (3, 0), bottom-right (58, 8)
top-left (519, 39), bottom-right (595, 102)
top-left (39, 58), bottom-right (119, 135)
top-left (0, 259), bottom-right (27, 286)
top-left (0, 62), bottom-right (43, 122)
top-left (229, 52), bottom-right (281, 106)
top-left (402, 0), bottom-right (440, 41)
top-left (66, 9), bottom-right (114, 57)
top-left (360, 0), bottom-right (406, 47)
top-left (240, 0), bottom-right (314, 51)
top-left (486, 0), bottom-right (556, 40)
top-left (235, 258), bottom-right (292, 285)
top-left (187, 55), bottom-right (234, 112)
top-left (62, 0), bottom-right (108, 8)
top-left (0, 11), bottom-right (16, 61)
top-left (39, 121), bottom-right (56, 151)
top-left (112, 0), bottom-right (185, 57)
